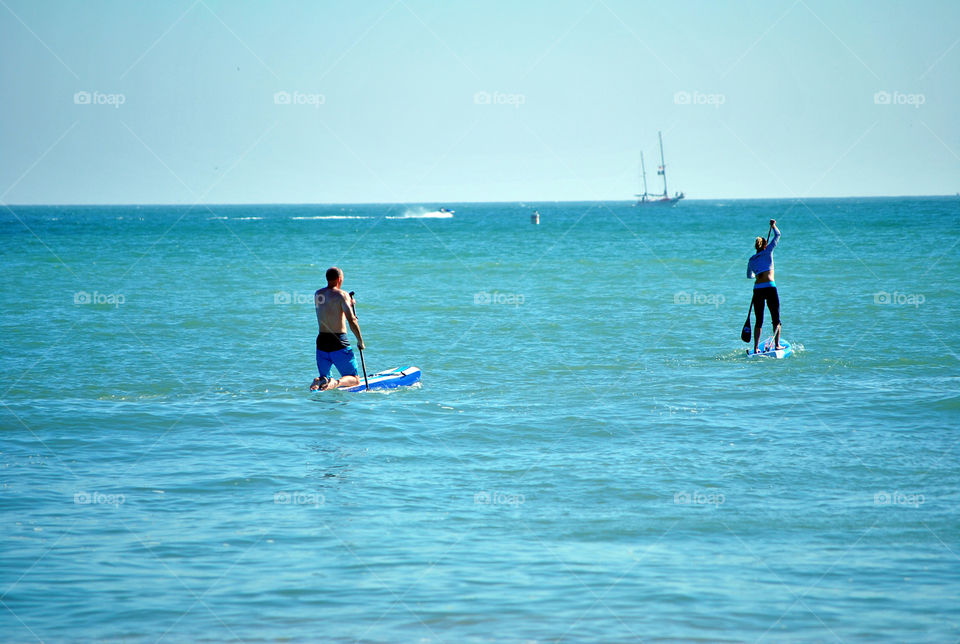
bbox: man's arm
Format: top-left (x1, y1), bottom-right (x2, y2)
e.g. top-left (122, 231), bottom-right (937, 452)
top-left (341, 293), bottom-right (365, 350)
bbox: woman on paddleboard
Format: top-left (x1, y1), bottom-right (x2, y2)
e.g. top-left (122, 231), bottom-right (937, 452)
top-left (747, 219), bottom-right (782, 353)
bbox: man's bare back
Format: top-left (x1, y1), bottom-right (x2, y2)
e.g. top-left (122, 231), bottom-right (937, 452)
top-left (315, 286), bottom-right (355, 335)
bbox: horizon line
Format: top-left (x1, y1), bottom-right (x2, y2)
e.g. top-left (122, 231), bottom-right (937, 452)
top-left (4, 193), bottom-right (960, 208)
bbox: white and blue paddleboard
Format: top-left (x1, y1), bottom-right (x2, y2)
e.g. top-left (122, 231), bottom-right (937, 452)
top-left (342, 366), bottom-right (421, 392)
top-left (747, 338), bottom-right (792, 359)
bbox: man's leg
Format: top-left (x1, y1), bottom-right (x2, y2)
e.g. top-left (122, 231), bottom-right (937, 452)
top-left (312, 350), bottom-right (334, 390)
top-left (326, 375), bottom-right (360, 390)
top-left (326, 347), bottom-right (361, 389)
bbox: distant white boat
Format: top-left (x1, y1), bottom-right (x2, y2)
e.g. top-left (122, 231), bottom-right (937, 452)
top-left (388, 208), bottom-right (454, 219)
top-left (635, 131), bottom-right (684, 206)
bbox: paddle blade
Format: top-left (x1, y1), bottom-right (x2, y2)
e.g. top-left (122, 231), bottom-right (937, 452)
top-left (741, 297), bottom-right (754, 343)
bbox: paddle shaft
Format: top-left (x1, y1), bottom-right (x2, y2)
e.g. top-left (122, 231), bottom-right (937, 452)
top-left (347, 291), bottom-right (369, 390)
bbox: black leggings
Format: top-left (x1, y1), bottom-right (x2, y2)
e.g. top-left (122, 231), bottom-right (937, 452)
top-left (753, 287), bottom-right (781, 330)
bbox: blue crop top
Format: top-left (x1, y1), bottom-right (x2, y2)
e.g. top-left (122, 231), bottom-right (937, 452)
top-left (747, 228), bottom-right (779, 278)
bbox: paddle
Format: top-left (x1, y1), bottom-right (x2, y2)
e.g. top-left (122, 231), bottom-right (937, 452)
top-left (741, 224), bottom-right (774, 343)
top-left (741, 299), bottom-right (753, 343)
top-left (348, 291), bottom-right (369, 390)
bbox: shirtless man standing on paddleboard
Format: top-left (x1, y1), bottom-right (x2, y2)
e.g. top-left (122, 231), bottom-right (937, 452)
top-left (310, 267), bottom-right (365, 391)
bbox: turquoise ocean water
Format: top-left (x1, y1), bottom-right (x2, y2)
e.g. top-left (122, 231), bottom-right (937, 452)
top-left (2, 198), bottom-right (958, 641)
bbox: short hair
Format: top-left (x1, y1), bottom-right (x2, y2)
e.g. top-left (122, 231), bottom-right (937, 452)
top-left (754, 237), bottom-right (766, 252)
top-left (325, 267), bottom-right (342, 283)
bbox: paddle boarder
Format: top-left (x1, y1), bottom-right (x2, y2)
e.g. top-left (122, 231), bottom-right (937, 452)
top-left (310, 267), bottom-right (365, 391)
top-left (747, 219), bottom-right (782, 353)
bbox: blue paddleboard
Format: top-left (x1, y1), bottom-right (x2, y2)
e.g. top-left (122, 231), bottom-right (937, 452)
top-left (342, 366), bottom-right (421, 392)
top-left (747, 338), bottom-right (792, 359)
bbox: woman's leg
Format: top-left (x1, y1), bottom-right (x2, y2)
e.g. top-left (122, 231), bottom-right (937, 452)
top-left (768, 288), bottom-right (782, 348)
top-left (752, 290), bottom-right (765, 352)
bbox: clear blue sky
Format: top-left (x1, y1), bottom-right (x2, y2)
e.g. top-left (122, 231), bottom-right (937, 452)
top-left (1, 0), bottom-right (957, 204)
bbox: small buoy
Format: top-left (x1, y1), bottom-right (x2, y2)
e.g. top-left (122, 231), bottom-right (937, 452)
top-left (531, 211), bottom-right (540, 224)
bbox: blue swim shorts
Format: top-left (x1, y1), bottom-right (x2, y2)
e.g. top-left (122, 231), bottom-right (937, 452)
top-left (316, 347), bottom-right (359, 378)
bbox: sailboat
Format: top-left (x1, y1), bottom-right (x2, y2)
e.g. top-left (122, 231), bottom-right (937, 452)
top-left (635, 131), bottom-right (684, 206)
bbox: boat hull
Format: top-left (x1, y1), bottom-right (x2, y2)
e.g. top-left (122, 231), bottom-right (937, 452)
top-left (634, 196), bottom-right (684, 206)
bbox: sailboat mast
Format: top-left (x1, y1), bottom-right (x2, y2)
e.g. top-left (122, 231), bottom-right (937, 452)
top-left (658, 130), bottom-right (668, 197)
top-left (640, 152), bottom-right (649, 198)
